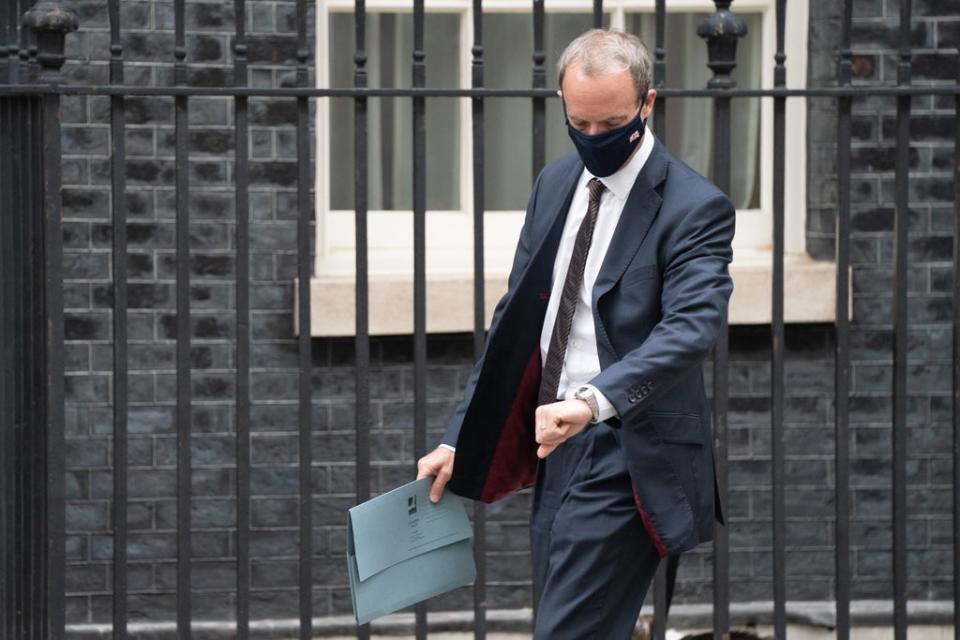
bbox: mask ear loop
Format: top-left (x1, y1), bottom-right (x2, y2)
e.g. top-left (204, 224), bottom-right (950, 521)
top-left (638, 88), bottom-right (651, 126)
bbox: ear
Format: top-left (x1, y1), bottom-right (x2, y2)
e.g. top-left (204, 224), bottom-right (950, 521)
top-left (641, 89), bottom-right (657, 119)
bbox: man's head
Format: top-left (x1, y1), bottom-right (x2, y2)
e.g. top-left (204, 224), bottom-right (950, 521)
top-left (557, 29), bottom-right (655, 136)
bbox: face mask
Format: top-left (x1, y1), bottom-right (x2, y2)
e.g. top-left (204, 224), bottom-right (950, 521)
top-left (564, 91), bottom-right (648, 178)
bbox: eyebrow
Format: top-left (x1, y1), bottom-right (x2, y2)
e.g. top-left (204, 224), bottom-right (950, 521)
top-left (570, 113), bottom-right (629, 124)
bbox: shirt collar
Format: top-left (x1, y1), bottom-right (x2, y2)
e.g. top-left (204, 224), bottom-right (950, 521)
top-left (584, 129), bottom-right (655, 201)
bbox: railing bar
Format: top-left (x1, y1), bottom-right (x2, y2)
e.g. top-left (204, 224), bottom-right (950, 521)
top-left (354, 0), bottom-right (372, 637)
top-left (32, 90), bottom-right (47, 640)
top-left (709, 73), bottom-right (733, 640)
top-left (5, 85), bottom-right (960, 99)
top-left (650, 3), bottom-right (667, 637)
top-left (892, 1), bottom-right (911, 638)
top-left (41, 83), bottom-right (67, 640)
top-left (21, 87), bottom-right (36, 640)
top-left (173, 0), bottom-right (192, 631)
top-left (653, 0), bottom-right (666, 142)
top-left (25, 88), bottom-right (38, 640)
top-left (834, 1), bottom-right (853, 638)
top-left (710, 172), bottom-right (730, 640)
top-left (13, 83), bottom-right (29, 640)
top-left (107, 0), bottom-right (128, 635)
top-left (233, 0), bottom-right (251, 637)
top-left (6, 0), bottom-right (17, 81)
top-left (471, 1), bottom-right (487, 636)
top-left (295, 0), bottom-right (313, 634)
top-left (953, 45), bottom-right (960, 640)
top-left (531, 0), bottom-right (545, 179)
top-left (652, 564), bottom-right (667, 638)
top-left (31, 91), bottom-right (45, 640)
top-left (593, 0), bottom-right (602, 29)
top-left (412, 0), bottom-right (428, 634)
top-left (1, 88), bottom-right (20, 640)
top-left (0, 85), bottom-right (9, 640)
top-left (771, 1), bottom-right (787, 638)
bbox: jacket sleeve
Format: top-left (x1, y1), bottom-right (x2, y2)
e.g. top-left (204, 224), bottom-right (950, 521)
top-left (440, 170), bottom-right (546, 447)
top-left (588, 192), bottom-right (736, 422)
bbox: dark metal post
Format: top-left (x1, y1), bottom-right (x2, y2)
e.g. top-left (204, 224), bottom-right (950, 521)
top-left (652, 0), bottom-right (666, 140)
top-left (294, 0), bottom-right (314, 636)
top-left (471, 2), bottom-right (487, 637)
top-left (531, 0), bottom-right (545, 179)
top-left (1, 8), bottom-right (21, 638)
top-left (412, 0), bottom-right (428, 636)
top-left (892, 3), bottom-right (912, 639)
top-left (106, 0), bottom-right (128, 636)
top-left (953, 46), bottom-right (960, 640)
top-left (353, 1), bottom-right (372, 638)
top-left (0, 10), bottom-right (10, 634)
top-left (834, 2), bottom-right (854, 639)
top-left (698, 4), bottom-right (746, 639)
top-left (19, 3), bottom-right (77, 638)
top-left (172, 0), bottom-right (192, 632)
top-left (771, 1), bottom-right (788, 638)
top-left (233, 0), bottom-right (251, 637)
top-left (650, 3), bottom-right (668, 637)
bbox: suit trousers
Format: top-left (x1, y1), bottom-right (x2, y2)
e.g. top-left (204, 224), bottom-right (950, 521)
top-left (530, 419), bottom-right (661, 639)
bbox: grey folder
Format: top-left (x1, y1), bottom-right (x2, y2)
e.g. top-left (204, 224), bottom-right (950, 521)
top-left (347, 477), bottom-right (476, 625)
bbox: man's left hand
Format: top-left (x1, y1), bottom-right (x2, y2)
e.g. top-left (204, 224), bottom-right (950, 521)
top-left (534, 399), bottom-right (593, 459)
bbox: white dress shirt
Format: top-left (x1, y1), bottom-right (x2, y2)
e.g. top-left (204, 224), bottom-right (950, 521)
top-left (539, 130), bottom-right (656, 422)
top-left (439, 131), bottom-right (655, 452)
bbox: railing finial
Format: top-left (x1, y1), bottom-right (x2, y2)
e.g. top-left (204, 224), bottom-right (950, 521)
top-left (21, 1), bottom-right (77, 83)
top-left (697, 1), bottom-right (748, 90)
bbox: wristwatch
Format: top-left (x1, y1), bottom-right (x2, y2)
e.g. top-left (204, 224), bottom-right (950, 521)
top-left (574, 386), bottom-right (600, 423)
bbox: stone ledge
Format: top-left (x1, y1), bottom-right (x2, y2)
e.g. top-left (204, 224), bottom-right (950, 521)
top-left (299, 251), bottom-right (850, 337)
top-left (64, 601), bottom-right (957, 638)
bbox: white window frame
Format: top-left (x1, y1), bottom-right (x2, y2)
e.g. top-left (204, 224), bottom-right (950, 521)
top-left (305, 0), bottom-right (834, 335)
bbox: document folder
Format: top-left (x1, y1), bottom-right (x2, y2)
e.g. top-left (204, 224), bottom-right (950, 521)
top-left (346, 477), bottom-right (476, 625)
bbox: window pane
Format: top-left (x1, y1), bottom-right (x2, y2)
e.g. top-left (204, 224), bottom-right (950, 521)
top-left (329, 12), bottom-right (460, 210)
top-left (626, 12), bottom-right (763, 209)
top-left (483, 13), bottom-right (607, 210)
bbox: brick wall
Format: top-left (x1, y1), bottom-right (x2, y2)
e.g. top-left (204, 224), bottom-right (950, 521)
top-left (54, 0), bottom-right (958, 630)
top-left (799, 0), bottom-right (958, 601)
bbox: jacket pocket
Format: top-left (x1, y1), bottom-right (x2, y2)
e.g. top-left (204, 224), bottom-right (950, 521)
top-left (647, 412), bottom-right (703, 519)
top-left (647, 410), bottom-right (704, 445)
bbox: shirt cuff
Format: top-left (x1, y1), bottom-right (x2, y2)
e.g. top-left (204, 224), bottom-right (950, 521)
top-left (582, 384), bottom-right (619, 423)
top-left (439, 443), bottom-right (456, 453)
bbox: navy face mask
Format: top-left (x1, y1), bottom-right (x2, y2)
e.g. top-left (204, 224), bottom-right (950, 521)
top-left (564, 91), bottom-right (648, 177)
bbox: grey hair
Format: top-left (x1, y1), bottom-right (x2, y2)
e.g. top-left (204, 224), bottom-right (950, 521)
top-left (557, 29), bottom-right (652, 101)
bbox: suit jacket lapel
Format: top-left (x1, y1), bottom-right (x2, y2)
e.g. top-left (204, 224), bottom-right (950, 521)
top-left (590, 135), bottom-right (669, 359)
top-left (592, 136), bottom-right (669, 301)
top-left (526, 159), bottom-right (583, 269)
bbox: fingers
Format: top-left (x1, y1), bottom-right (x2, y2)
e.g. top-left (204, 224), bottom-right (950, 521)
top-left (416, 457), bottom-right (431, 480)
top-left (429, 468), bottom-right (451, 503)
top-left (537, 443), bottom-right (558, 459)
top-left (416, 447), bottom-right (455, 503)
top-left (535, 404), bottom-right (570, 446)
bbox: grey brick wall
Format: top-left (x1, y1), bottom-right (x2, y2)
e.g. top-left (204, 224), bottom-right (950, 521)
top-left (54, 0), bottom-right (958, 630)
top-left (800, 0), bottom-right (958, 602)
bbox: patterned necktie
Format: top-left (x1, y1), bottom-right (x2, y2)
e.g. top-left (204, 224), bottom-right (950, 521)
top-left (537, 177), bottom-right (606, 406)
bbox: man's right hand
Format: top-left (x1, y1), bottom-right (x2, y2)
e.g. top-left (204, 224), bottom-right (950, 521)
top-left (416, 446), bottom-right (455, 504)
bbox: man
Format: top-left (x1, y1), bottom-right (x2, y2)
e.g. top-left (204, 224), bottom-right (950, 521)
top-left (417, 28), bottom-right (734, 638)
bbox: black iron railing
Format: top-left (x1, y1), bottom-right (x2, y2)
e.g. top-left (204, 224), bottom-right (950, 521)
top-left (1, 0), bottom-right (960, 639)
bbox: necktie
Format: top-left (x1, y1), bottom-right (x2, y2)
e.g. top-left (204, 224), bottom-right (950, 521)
top-left (537, 177), bottom-right (606, 406)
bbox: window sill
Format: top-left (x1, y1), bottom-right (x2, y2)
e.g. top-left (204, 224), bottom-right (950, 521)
top-left (297, 249), bottom-right (850, 337)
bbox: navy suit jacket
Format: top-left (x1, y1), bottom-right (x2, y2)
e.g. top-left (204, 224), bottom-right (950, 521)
top-left (442, 133), bottom-right (735, 556)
